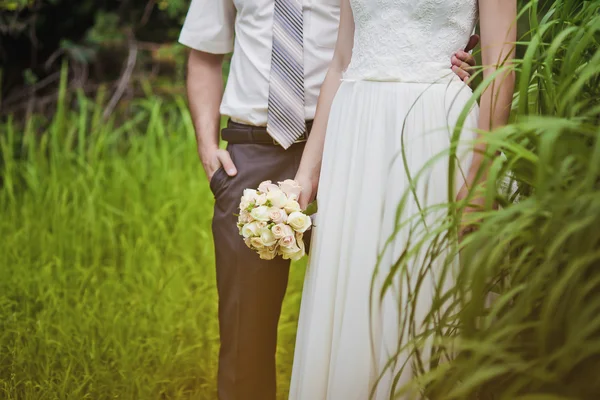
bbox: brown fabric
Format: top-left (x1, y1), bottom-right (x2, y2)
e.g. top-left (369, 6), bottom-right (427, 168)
top-left (210, 141), bottom-right (307, 400)
top-left (221, 119), bottom-right (313, 145)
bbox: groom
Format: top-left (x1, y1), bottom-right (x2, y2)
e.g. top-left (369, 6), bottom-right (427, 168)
top-left (179, 0), bottom-right (478, 398)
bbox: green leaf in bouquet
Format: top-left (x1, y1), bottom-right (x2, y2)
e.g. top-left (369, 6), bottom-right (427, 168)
top-left (304, 200), bottom-right (318, 216)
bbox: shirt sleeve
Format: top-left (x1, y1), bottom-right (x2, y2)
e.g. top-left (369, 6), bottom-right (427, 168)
top-left (178, 0), bottom-right (236, 54)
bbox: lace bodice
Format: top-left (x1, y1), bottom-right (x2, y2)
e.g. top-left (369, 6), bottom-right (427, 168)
top-left (344, 0), bottom-right (478, 83)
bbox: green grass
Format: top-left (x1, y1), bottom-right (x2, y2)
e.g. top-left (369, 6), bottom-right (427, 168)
top-left (383, 1), bottom-right (600, 398)
top-left (0, 88), bottom-right (305, 399)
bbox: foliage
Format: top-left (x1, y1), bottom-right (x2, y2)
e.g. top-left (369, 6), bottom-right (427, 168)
top-left (0, 71), bottom-right (304, 399)
top-left (2, 0), bottom-right (599, 399)
top-left (384, 0), bottom-right (600, 398)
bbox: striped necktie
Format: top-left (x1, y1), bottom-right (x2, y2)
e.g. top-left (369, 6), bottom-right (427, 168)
top-left (267, 0), bottom-right (306, 149)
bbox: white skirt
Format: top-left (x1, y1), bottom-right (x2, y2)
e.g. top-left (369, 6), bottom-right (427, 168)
top-left (289, 79), bottom-right (478, 400)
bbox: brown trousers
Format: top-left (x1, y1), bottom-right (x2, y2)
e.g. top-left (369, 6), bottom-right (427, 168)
top-left (210, 141), bottom-right (306, 400)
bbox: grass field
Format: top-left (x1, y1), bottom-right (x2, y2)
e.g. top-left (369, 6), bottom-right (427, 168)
top-left (0, 89), bottom-right (305, 399)
top-left (3, 1), bottom-right (599, 397)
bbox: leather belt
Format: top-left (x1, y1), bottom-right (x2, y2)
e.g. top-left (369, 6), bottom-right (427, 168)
top-left (221, 119), bottom-right (313, 146)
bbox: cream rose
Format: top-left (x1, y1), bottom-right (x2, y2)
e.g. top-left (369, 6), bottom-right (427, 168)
top-left (279, 234), bottom-right (297, 249)
top-left (255, 193), bottom-right (267, 206)
top-left (257, 245), bottom-right (278, 260)
top-left (240, 189), bottom-right (258, 209)
top-left (250, 237), bottom-right (265, 250)
top-left (239, 210), bottom-right (252, 224)
top-left (266, 189), bottom-right (288, 208)
top-left (287, 212), bottom-right (312, 233)
top-left (242, 188), bottom-right (258, 201)
top-left (278, 179), bottom-right (303, 200)
top-left (281, 232), bottom-right (306, 260)
top-left (283, 199), bottom-right (301, 214)
top-left (259, 227), bottom-right (278, 247)
top-left (280, 242), bottom-right (305, 261)
top-left (295, 232), bottom-right (306, 258)
top-left (271, 223), bottom-right (294, 239)
top-left (258, 180), bottom-right (279, 193)
top-left (250, 206), bottom-right (270, 222)
top-left (268, 207), bottom-right (287, 224)
top-left (241, 221), bottom-right (262, 238)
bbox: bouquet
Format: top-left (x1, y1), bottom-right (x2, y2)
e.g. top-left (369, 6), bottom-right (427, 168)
top-left (237, 179), bottom-right (316, 261)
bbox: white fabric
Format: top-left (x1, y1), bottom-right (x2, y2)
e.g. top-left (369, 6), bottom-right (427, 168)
top-left (179, 0), bottom-right (340, 126)
top-left (290, 80), bottom-right (478, 400)
top-left (345, 0), bottom-right (478, 83)
top-left (290, 0), bottom-right (478, 398)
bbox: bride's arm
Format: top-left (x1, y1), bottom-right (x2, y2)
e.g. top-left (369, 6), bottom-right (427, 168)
top-left (467, 0), bottom-right (517, 184)
top-left (295, 0), bottom-right (354, 208)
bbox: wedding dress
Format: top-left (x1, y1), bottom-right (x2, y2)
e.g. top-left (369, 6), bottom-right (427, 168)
top-left (289, 0), bottom-right (479, 399)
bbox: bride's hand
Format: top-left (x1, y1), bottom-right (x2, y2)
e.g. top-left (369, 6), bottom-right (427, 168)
top-left (295, 174), bottom-right (318, 210)
top-left (451, 34), bottom-right (480, 85)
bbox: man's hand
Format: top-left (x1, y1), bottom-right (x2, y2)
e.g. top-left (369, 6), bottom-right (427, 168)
top-left (451, 34), bottom-right (480, 84)
top-left (201, 146), bottom-right (238, 180)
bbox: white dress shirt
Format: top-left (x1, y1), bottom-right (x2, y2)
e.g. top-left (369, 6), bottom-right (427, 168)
top-left (179, 0), bottom-right (340, 126)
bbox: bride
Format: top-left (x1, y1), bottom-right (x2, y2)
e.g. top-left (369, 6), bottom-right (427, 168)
top-left (290, 0), bottom-right (516, 398)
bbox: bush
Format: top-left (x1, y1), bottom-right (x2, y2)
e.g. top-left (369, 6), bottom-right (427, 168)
top-left (0, 0), bottom-right (192, 114)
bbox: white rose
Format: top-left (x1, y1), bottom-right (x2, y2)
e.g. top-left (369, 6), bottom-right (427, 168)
top-left (241, 221), bottom-right (262, 238)
top-left (284, 199), bottom-right (301, 214)
top-left (260, 227), bottom-right (278, 247)
top-left (266, 189), bottom-right (288, 208)
top-left (258, 245), bottom-right (278, 260)
top-left (278, 179), bottom-right (303, 200)
top-left (272, 223), bottom-right (294, 239)
top-left (268, 207), bottom-right (287, 224)
top-left (258, 180), bottom-right (279, 193)
top-left (250, 206), bottom-right (270, 222)
top-left (287, 212), bottom-right (312, 233)
top-left (256, 193), bottom-right (267, 206)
